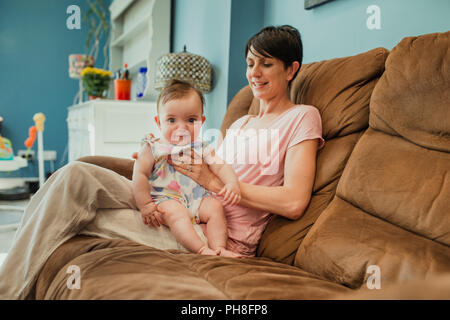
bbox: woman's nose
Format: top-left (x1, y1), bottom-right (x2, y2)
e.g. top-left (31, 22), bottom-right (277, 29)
top-left (250, 65), bottom-right (262, 78)
top-left (251, 64), bottom-right (260, 74)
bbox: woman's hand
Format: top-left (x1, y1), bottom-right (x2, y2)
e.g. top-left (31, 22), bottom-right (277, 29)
top-left (217, 183), bottom-right (241, 206)
top-left (132, 148), bottom-right (219, 194)
top-left (167, 150), bottom-right (224, 194)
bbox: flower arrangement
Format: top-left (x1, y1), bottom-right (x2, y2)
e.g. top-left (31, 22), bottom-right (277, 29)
top-left (81, 67), bottom-right (112, 99)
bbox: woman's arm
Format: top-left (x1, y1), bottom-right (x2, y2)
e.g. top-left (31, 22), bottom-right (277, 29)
top-left (169, 139), bottom-right (319, 219)
top-left (238, 139), bottom-right (318, 219)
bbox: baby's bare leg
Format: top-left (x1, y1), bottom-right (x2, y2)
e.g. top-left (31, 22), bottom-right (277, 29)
top-left (157, 200), bottom-right (216, 255)
top-left (198, 197), bottom-right (242, 258)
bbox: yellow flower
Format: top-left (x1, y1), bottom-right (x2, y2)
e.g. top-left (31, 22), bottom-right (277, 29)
top-left (81, 67), bottom-right (112, 78)
top-left (101, 70), bottom-right (112, 77)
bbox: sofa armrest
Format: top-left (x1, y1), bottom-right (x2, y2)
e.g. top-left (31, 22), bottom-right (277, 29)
top-left (76, 156), bottom-right (134, 180)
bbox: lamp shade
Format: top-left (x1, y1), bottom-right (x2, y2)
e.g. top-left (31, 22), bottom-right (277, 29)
top-left (155, 47), bottom-right (212, 93)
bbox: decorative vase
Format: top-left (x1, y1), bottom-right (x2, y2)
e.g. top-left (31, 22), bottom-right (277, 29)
top-left (81, 67), bottom-right (112, 101)
top-left (114, 79), bottom-right (132, 100)
top-left (69, 54), bottom-right (95, 105)
top-left (155, 46), bottom-right (212, 93)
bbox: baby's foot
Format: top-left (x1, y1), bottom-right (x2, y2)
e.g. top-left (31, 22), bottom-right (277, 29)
top-left (217, 247), bottom-right (243, 258)
top-left (197, 246), bottom-right (219, 256)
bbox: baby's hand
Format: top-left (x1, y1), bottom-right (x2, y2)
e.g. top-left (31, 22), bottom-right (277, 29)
top-left (218, 183), bottom-right (241, 206)
top-left (140, 202), bottom-right (163, 227)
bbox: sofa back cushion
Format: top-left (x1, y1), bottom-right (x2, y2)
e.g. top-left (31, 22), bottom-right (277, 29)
top-left (221, 47), bottom-right (388, 264)
top-left (370, 33), bottom-right (450, 153)
top-left (296, 31), bottom-right (450, 288)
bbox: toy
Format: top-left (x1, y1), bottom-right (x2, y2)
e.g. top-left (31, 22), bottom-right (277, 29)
top-left (24, 125), bottom-right (37, 158)
top-left (0, 118), bottom-right (29, 232)
top-left (0, 113), bottom-right (46, 188)
top-left (33, 113), bottom-right (46, 188)
top-left (0, 135), bottom-right (14, 161)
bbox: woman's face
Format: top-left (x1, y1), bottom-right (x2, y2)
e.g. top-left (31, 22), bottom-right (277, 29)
top-left (246, 47), bottom-right (297, 101)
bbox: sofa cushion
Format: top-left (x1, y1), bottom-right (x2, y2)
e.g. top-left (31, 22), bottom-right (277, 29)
top-left (333, 272), bottom-right (450, 299)
top-left (370, 32), bottom-right (450, 153)
top-left (257, 48), bottom-right (388, 264)
top-left (295, 135), bottom-right (450, 289)
top-left (35, 236), bottom-right (352, 299)
top-left (290, 47), bottom-right (389, 140)
top-left (297, 196), bottom-right (450, 289)
top-left (295, 31), bottom-right (450, 288)
top-left (338, 129), bottom-right (450, 244)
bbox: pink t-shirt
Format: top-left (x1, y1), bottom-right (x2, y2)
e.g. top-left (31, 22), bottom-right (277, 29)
top-left (216, 105), bottom-right (325, 256)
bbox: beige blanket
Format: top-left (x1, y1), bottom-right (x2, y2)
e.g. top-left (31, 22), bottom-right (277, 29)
top-left (0, 161), bottom-right (206, 299)
top-left (81, 208), bottom-right (207, 251)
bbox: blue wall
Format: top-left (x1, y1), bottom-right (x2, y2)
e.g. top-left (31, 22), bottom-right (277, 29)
top-left (172, 0), bottom-right (232, 133)
top-left (227, 0), bottom-right (264, 104)
top-left (0, 0), bottom-right (109, 178)
top-left (264, 0), bottom-right (450, 63)
top-left (170, 0), bottom-right (449, 131)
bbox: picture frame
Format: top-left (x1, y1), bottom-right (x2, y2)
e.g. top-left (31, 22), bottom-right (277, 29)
top-left (305, 0), bottom-right (336, 10)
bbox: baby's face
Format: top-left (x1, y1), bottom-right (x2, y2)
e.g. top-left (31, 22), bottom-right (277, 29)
top-left (156, 91), bottom-right (205, 145)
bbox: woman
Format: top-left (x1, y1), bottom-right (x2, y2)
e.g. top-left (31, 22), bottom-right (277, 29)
top-left (0, 25), bottom-right (324, 299)
top-left (164, 25), bottom-right (325, 256)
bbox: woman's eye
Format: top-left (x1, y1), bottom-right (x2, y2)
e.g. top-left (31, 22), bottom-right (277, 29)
top-left (264, 63), bottom-right (272, 67)
top-left (247, 64), bottom-right (254, 68)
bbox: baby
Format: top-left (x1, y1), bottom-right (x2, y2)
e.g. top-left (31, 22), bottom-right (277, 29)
top-left (132, 79), bottom-right (241, 257)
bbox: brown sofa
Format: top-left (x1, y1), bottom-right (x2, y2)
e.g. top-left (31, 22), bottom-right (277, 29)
top-left (33, 31), bottom-right (450, 299)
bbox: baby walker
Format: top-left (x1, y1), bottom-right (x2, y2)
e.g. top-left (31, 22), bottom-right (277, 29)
top-left (0, 113), bottom-right (46, 232)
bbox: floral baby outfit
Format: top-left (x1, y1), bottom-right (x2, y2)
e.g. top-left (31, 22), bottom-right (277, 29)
top-left (143, 135), bottom-right (213, 224)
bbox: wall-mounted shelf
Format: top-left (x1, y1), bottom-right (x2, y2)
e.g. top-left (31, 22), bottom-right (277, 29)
top-left (109, 0), bottom-right (171, 101)
top-left (109, 0), bottom-right (134, 20)
top-left (110, 13), bottom-right (152, 48)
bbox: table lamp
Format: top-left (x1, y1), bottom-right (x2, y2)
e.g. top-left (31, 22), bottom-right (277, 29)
top-left (155, 46), bottom-right (212, 93)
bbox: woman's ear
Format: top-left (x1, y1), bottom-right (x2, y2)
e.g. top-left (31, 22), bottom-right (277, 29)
top-left (287, 61), bottom-right (300, 81)
top-left (154, 116), bottom-right (161, 128)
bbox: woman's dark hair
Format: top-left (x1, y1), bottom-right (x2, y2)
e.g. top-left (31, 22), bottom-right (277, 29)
top-left (245, 25), bottom-right (303, 86)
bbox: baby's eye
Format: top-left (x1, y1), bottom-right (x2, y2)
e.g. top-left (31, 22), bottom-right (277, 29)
top-left (188, 118), bottom-right (196, 123)
top-left (167, 118), bottom-right (175, 123)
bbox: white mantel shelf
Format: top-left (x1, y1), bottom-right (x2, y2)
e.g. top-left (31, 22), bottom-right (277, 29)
top-left (67, 99), bottom-right (159, 162)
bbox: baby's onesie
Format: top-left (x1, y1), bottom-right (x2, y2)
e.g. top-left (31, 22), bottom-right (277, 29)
top-left (143, 136), bottom-right (213, 224)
